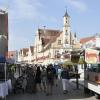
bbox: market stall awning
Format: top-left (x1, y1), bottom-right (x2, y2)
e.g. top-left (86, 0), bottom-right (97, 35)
top-left (6, 58), bottom-right (15, 64)
top-left (78, 57), bottom-right (85, 64)
top-left (64, 61), bottom-right (73, 66)
top-left (64, 57), bottom-right (85, 66)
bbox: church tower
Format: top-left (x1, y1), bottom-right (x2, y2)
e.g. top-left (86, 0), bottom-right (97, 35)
top-left (63, 9), bottom-right (71, 48)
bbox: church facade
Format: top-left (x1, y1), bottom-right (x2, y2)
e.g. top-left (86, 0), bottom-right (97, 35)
top-left (33, 10), bottom-right (80, 65)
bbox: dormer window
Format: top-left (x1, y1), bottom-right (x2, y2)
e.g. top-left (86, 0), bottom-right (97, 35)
top-left (58, 40), bottom-right (61, 45)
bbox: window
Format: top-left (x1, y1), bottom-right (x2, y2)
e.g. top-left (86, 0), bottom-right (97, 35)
top-left (58, 40), bottom-right (61, 45)
top-left (89, 64), bottom-right (98, 72)
top-left (65, 31), bottom-right (68, 35)
top-left (41, 38), bottom-right (45, 46)
top-left (65, 39), bottom-right (68, 44)
top-left (86, 64), bottom-right (100, 73)
top-left (72, 40), bottom-right (74, 44)
top-left (55, 50), bottom-right (59, 54)
top-left (97, 64), bottom-right (100, 72)
top-left (55, 52), bottom-right (61, 58)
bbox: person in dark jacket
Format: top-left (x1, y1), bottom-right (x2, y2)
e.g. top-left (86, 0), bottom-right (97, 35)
top-left (26, 68), bottom-right (35, 93)
top-left (35, 66), bottom-right (42, 92)
top-left (41, 66), bottom-right (47, 93)
top-left (61, 67), bottom-right (70, 94)
top-left (46, 64), bottom-right (54, 95)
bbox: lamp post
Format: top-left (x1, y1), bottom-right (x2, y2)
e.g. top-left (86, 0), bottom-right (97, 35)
top-left (71, 50), bottom-right (80, 90)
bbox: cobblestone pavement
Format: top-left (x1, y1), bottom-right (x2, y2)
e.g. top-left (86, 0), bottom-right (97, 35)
top-left (6, 80), bottom-right (96, 100)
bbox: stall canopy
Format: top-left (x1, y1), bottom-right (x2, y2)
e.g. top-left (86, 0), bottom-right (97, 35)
top-left (64, 57), bottom-right (85, 66)
top-left (0, 55), bottom-right (6, 63)
top-left (6, 58), bottom-right (15, 64)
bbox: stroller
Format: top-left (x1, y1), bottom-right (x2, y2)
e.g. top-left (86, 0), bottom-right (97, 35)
top-left (13, 76), bottom-right (24, 94)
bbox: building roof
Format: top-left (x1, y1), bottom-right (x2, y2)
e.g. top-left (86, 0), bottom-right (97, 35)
top-left (21, 48), bottom-right (29, 56)
top-left (38, 28), bottom-right (62, 46)
top-left (38, 28), bottom-right (61, 36)
top-left (7, 51), bottom-right (16, 58)
top-left (80, 36), bottom-right (95, 44)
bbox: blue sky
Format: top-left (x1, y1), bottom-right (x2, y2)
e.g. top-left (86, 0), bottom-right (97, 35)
top-left (0, 0), bottom-right (100, 51)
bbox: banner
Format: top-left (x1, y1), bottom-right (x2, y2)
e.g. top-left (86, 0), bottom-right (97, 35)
top-left (85, 49), bottom-right (99, 63)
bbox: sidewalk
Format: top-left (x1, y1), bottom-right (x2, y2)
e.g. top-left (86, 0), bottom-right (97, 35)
top-left (6, 79), bottom-right (95, 100)
top-left (70, 78), bottom-right (84, 87)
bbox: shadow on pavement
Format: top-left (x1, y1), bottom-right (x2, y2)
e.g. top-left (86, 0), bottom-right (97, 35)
top-left (6, 80), bottom-right (95, 100)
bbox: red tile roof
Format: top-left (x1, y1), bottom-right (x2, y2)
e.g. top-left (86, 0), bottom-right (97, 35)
top-left (22, 48), bottom-right (29, 56)
top-left (80, 36), bottom-right (95, 44)
top-left (38, 28), bottom-right (62, 46)
top-left (7, 51), bottom-right (16, 58)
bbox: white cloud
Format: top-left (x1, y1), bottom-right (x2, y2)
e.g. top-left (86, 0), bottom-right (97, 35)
top-left (8, 0), bottom-right (43, 21)
top-left (8, 0), bottom-right (58, 23)
top-left (65, 0), bottom-right (87, 12)
top-left (1, 0), bottom-right (61, 50)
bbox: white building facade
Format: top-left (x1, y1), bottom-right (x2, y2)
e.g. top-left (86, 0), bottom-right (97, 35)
top-left (33, 10), bottom-right (80, 65)
top-left (18, 46), bottom-right (34, 64)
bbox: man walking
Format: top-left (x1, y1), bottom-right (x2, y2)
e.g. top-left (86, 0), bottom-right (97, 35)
top-left (46, 64), bottom-right (54, 95)
top-left (41, 66), bottom-right (47, 93)
top-left (61, 67), bottom-right (70, 94)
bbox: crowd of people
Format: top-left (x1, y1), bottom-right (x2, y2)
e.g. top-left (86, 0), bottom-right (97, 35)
top-left (12, 64), bottom-right (71, 95)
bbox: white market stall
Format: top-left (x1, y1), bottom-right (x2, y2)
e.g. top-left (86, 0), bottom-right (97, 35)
top-left (0, 55), bottom-right (12, 99)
